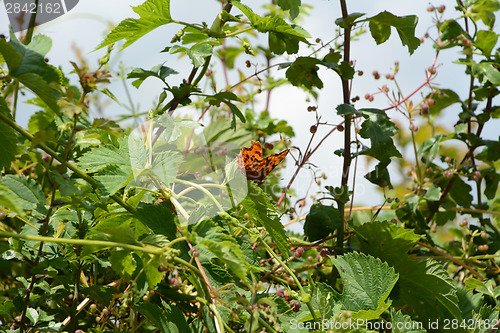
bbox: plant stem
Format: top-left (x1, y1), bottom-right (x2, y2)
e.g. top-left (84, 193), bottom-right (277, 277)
top-left (337, 0), bottom-right (352, 249)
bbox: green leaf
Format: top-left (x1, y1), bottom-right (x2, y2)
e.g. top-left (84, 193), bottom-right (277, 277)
top-left (364, 11), bottom-right (420, 54)
top-left (128, 64), bottom-right (178, 88)
top-left (0, 32), bottom-right (61, 111)
top-left (469, 0), bottom-right (500, 26)
top-left (109, 249), bottom-right (137, 279)
top-left (472, 305), bottom-right (499, 333)
top-left (336, 103), bottom-right (357, 115)
top-left (418, 135), bottom-right (444, 163)
top-left (157, 114), bottom-right (200, 143)
top-left (136, 301), bottom-right (189, 333)
top-left (200, 238), bottom-right (249, 281)
top-left (364, 160), bottom-right (393, 189)
top-left (440, 20), bottom-right (467, 45)
top-left (95, 0), bottom-right (173, 51)
top-left (303, 203), bottom-right (341, 241)
top-left (475, 30), bottom-right (498, 55)
top-left (427, 89), bottom-right (461, 115)
top-left (0, 99), bottom-right (17, 171)
top-left (0, 175), bottom-right (46, 215)
top-left (25, 307), bottom-right (39, 324)
top-left (134, 204), bottom-right (177, 240)
top-left (331, 253), bottom-right (398, 312)
top-left (169, 42), bottom-right (215, 68)
top-left (390, 309), bottom-right (427, 333)
top-left (276, 0), bottom-right (302, 19)
top-left (456, 287), bottom-right (484, 321)
top-left (354, 221), bottom-right (421, 266)
top-left (232, 0), bottom-right (309, 55)
top-left (472, 62), bottom-right (500, 84)
top-left (242, 184), bottom-right (290, 258)
top-left (27, 34), bottom-right (52, 57)
top-left (448, 176), bottom-right (473, 207)
top-left (285, 57), bottom-right (324, 89)
top-left (424, 183), bottom-right (441, 201)
top-left (94, 165), bottom-right (133, 196)
top-left (358, 108), bottom-right (402, 161)
top-left (396, 259), bottom-right (461, 322)
top-left (0, 184), bottom-right (25, 216)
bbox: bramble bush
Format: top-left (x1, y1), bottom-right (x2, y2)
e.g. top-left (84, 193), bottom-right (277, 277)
top-left (0, 0), bottom-right (499, 332)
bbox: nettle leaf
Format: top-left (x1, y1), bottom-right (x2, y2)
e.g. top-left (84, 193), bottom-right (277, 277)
top-left (303, 203), bottom-right (341, 241)
top-left (0, 32), bottom-right (61, 111)
top-left (0, 99), bottom-right (17, 171)
top-left (127, 64), bottom-right (178, 88)
top-left (354, 221), bottom-right (421, 266)
top-left (331, 253), bottom-right (398, 313)
top-left (276, 0), bottom-right (301, 20)
top-left (475, 30), bottom-right (498, 55)
top-left (357, 108), bottom-right (402, 161)
top-left (364, 11), bottom-right (420, 55)
top-left (96, 0), bottom-right (172, 51)
top-left (232, 0), bottom-right (309, 55)
top-left (396, 259), bottom-right (461, 322)
top-left (94, 165), bottom-right (133, 196)
top-left (242, 183), bottom-right (290, 258)
top-left (285, 57), bottom-right (324, 89)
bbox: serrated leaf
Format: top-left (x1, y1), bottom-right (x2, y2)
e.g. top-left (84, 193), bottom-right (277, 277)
top-left (95, 165), bottom-right (133, 196)
top-left (357, 108), bottom-right (402, 161)
top-left (136, 301), bottom-right (189, 333)
top-left (25, 307), bottom-right (39, 324)
top-left (396, 259), bottom-right (461, 322)
top-left (449, 176), bottom-right (473, 207)
top-left (475, 30), bottom-right (498, 55)
top-left (0, 32), bottom-right (61, 111)
top-left (241, 184), bottom-right (290, 258)
top-left (364, 11), bottom-right (420, 55)
top-left (200, 238), bottom-right (248, 281)
top-left (354, 221), bottom-right (421, 265)
top-left (331, 253), bottom-right (398, 312)
top-left (77, 140), bottom-right (130, 173)
top-left (0, 99), bottom-right (17, 171)
top-left (127, 64), bottom-right (178, 88)
top-left (0, 175), bottom-right (46, 214)
top-left (0, 184), bottom-right (24, 216)
top-left (134, 204), bottom-right (177, 240)
top-left (232, 0), bottom-right (309, 55)
top-left (390, 309), bottom-right (427, 333)
top-left (95, 0), bottom-right (173, 51)
top-left (110, 249), bottom-right (136, 279)
top-left (27, 34), bottom-right (52, 57)
top-left (276, 0), bottom-right (301, 20)
top-left (285, 57), bottom-right (323, 89)
top-left (303, 203), bottom-right (341, 241)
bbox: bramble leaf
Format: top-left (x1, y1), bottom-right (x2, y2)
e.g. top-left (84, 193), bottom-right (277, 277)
top-left (331, 253), bottom-right (398, 312)
top-left (95, 0), bottom-right (173, 51)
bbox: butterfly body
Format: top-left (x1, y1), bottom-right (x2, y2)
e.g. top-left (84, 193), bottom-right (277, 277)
top-left (237, 141), bottom-right (288, 184)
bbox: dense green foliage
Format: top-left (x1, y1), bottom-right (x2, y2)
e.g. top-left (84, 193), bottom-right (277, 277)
top-left (0, 0), bottom-right (499, 332)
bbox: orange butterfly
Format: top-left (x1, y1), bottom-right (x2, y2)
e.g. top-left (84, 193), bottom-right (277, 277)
top-left (237, 141), bottom-right (288, 184)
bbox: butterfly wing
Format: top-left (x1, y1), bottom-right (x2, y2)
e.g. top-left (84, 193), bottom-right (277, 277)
top-left (245, 149), bottom-right (288, 184)
top-left (237, 141), bottom-right (262, 170)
